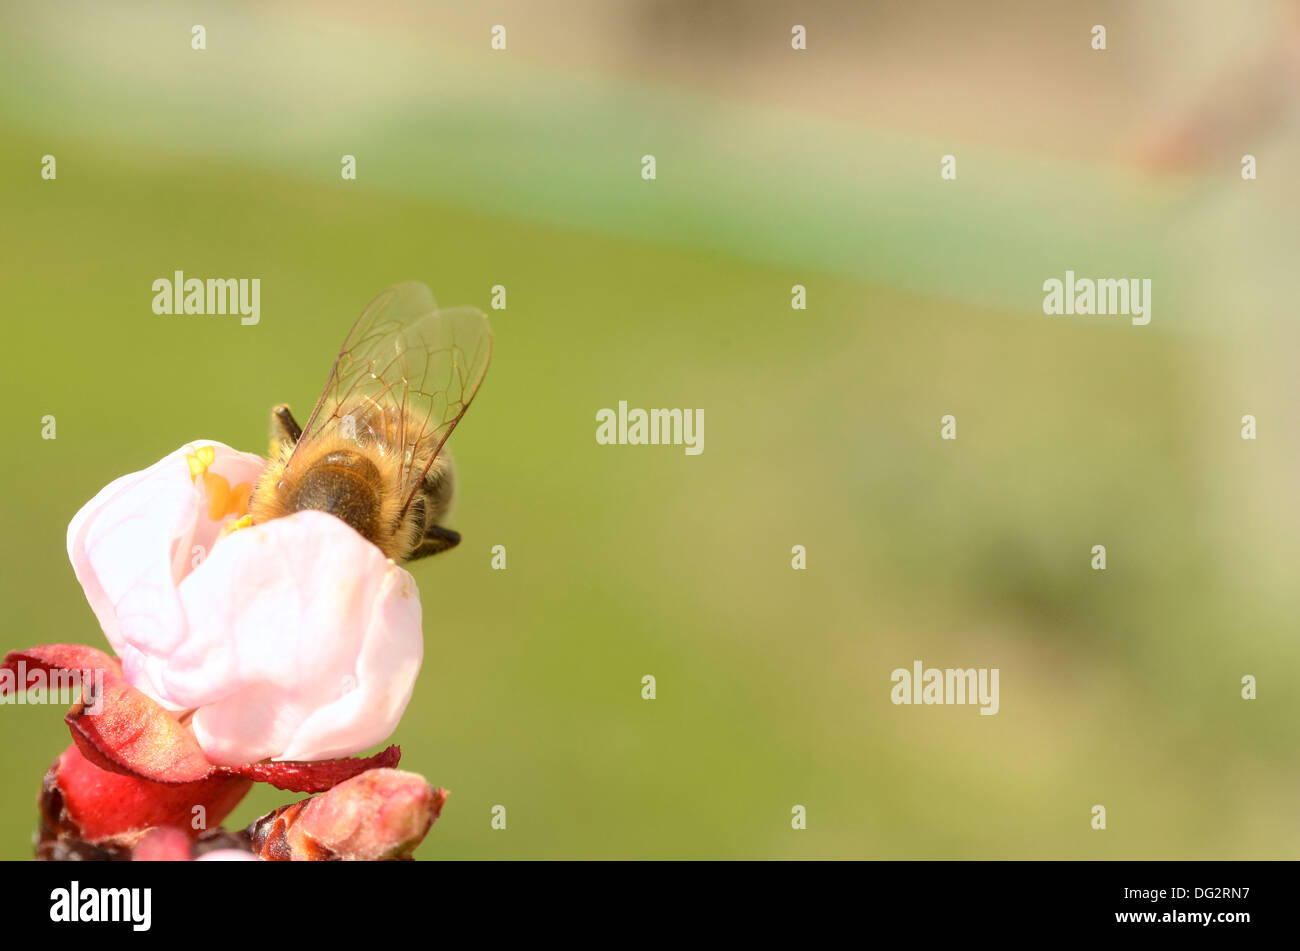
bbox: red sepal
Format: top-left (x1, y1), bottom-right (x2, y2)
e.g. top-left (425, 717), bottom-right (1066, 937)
top-left (65, 672), bottom-right (213, 783)
top-left (216, 744), bottom-right (402, 793)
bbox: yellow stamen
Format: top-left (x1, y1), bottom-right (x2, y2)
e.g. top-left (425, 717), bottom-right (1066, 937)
top-left (202, 471), bottom-right (231, 521)
top-left (185, 445), bottom-right (216, 482)
top-left (219, 514), bottom-right (253, 539)
top-left (228, 481), bottom-right (252, 519)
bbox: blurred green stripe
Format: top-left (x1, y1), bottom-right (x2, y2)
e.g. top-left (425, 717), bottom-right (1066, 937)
top-left (0, 0), bottom-right (1200, 319)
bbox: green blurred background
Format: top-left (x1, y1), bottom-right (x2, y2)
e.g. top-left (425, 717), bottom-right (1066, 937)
top-left (2, 0), bottom-right (1298, 858)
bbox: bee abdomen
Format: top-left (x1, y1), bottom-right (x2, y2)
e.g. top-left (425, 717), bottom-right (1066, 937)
top-left (291, 450), bottom-right (383, 544)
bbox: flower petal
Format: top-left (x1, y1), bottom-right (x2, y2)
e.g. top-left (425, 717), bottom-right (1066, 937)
top-left (67, 441), bottom-right (265, 691)
top-left (170, 511), bottom-right (422, 765)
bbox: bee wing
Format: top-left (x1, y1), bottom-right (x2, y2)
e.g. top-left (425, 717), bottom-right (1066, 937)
top-left (289, 282), bottom-right (493, 515)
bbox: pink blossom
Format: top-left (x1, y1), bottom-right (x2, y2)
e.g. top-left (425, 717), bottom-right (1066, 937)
top-left (66, 442), bottom-right (423, 766)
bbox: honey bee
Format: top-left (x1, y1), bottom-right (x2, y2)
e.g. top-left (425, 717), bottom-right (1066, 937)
top-left (248, 282), bottom-right (492, 562)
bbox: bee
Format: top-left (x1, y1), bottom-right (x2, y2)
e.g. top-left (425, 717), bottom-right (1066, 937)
top-left (248, 282), bottom-right (492, 562)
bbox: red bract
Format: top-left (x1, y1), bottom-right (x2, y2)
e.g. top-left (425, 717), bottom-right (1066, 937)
top-left (40, 744), bottom-right (252, 858)
top-left (65, 668), bottom-right (215, 783)
top-left (223, 746), bottom-right (402, 791)
top-left (4, 644), bottom-right (406, 857)
top-left (2, 643), bottom-right (121, 682)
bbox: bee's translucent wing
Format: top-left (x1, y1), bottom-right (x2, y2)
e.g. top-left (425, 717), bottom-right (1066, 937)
top-left (289, 282), bottom-right (493, 516)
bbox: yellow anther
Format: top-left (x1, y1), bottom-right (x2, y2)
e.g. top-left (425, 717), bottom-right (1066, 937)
top-left (219, 514), bottom-right (253, 539)
top-left (185, 445), bottom-right (216, 483)
top-left (202, 471), bottom-right (231, 521)
top-left (228, 481), bottom-right (252, 520)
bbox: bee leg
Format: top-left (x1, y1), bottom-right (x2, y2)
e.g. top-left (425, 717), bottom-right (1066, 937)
top-left (406, 525), bottom-right (462, 561)
top-left (271, 404), bottom-right (303, 445)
